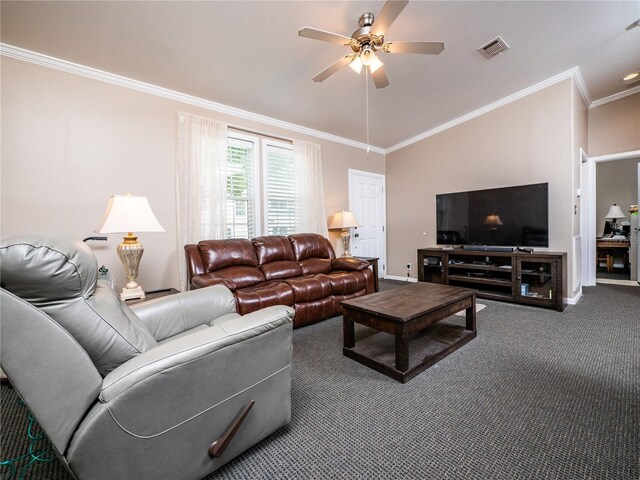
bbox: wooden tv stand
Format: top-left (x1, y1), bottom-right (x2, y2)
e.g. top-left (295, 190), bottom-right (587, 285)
top-left (417, 248), bottom-right (566, 311)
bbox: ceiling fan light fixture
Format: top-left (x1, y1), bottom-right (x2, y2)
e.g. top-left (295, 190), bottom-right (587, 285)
top-left (368, 52), bottom-right (384, 73)
top-left (349, 55), bottom-right (363, 74)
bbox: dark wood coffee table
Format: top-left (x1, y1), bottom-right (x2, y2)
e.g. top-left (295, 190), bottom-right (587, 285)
top-left (341, 282), bottom-right (477, 383)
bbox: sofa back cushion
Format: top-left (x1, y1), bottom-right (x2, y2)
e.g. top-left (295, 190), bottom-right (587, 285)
top-left (252, 236), bottom-right (295, 263)
top-left (198, 239), bottom-right (258, 272)
top-left (252, 236), bottom-right (303, 280)
top-left (289, 233), bottom-right (335, 274)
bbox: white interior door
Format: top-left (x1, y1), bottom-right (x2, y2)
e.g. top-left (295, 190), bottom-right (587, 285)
top-left (349, 169), bottom-right (386, 276)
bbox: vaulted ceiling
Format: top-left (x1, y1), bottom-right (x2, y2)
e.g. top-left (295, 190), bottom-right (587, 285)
top-left (2, 1), bottom-right (639, 149)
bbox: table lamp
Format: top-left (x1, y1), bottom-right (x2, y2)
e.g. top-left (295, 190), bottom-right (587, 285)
top-left (604, 204), bottom-right (626, 234)
top-left (329, 211), bottom-right (361, 257)
top-left (95, 193), bottom-right (165, 300)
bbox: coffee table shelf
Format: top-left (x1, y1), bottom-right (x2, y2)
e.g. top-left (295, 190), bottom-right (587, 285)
top-left (347, 323), bottom-right (475, 382)
top-left (342, 283), bottom-right (477, 383)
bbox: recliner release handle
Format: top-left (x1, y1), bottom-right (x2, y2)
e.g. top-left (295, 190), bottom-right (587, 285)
top-left (208, 400), bottom-right (255, 458)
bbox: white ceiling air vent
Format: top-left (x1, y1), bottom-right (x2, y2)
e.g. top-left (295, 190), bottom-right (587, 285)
top-left (478, 36), bottom-right (510, 58)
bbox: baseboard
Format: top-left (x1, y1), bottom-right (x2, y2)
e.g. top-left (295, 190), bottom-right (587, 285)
top-left (565, 288), bottom-right (582, 305)
top-left (383, 275), bottom-right (418, 283)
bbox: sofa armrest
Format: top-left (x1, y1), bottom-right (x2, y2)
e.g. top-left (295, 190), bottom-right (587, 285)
top-left (184, 244), bottom-right (205, 281)
top-left (331, 257), bottom-right (369, 271)
top-left (130, 286), bottom-right (237, 341)
top-left (191, 273), bottom-right (237, 291)
top-left (100, 305), bottom-right (294, 405)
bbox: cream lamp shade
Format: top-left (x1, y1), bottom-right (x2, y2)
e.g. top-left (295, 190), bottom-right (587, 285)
top-left (95, 194), bottom-right (165, 234)
top-left (328, 211), bottom-right (361, 230)
top-left (604, 204), bottom-right (625, 220)
top-left (604, 203), bottom-right (626, 236)
top-left (95, 193), bottom-right (165, 300)
top-left (329, 211), bottom-right (361, 257)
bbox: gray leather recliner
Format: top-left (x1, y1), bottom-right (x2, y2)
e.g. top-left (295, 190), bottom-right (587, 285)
top-left (0, 236), bottom-right (294, 480)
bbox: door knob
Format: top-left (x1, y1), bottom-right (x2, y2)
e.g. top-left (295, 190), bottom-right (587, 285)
top-left (354, 232), bottom-right (359, 237)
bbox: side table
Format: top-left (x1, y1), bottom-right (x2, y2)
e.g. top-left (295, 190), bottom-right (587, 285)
top-left (354, 256), bottom-right (379, 292)
top-left (124, 288), bottom-right (179, 305)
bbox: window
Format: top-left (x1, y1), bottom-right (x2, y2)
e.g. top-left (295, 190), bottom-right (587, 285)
top-left (225, 135), bottom-right (257, 239)
top-left (264, 141), bottom-right (296, 235)
top-left (225, 132), bottom-right (294, 238)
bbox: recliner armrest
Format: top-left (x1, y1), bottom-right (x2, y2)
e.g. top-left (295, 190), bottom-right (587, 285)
top-left (331, 257), bottom-right (369, 271)
top-left (131, 285), bottom-right (237, 341)
top-left (100, 305), bottom-right (294, 404)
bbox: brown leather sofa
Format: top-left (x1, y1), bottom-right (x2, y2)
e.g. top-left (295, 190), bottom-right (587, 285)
top-left (185, 233), bottom-right (374, 327)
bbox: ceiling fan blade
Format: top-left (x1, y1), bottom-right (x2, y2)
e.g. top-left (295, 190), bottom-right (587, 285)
top-left (312, 56), bottom-right (352, 82)
top-left (298, 27), bottom-right (353, 45)
top-left (371, 67), bottom-right (390, 89)
top-left (371, 0), bottom-right (409, 36)
top-left (383, 41), bottom-right (444, 55)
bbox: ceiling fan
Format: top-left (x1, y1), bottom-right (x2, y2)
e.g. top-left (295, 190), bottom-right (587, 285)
top-left (298, 0), bottom-right (444, 89)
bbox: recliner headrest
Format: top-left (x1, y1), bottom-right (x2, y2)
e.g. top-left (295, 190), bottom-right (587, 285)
top-left (0, 235), bottom-right (98, 305)
top-left (1, 235), bottom-right (157, 376)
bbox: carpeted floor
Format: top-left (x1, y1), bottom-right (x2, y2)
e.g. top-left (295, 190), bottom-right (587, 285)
top-left (2, 282), bottom-right (638, 479)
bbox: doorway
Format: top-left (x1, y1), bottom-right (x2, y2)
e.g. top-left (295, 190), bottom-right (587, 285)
top-left (583, 150), bottom-right (640, 286)
top-left (348, 169), bottom-right (387, 277)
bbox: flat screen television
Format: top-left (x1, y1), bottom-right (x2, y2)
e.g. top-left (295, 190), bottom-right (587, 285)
top-left (436, 183), bottom-right (549, 247)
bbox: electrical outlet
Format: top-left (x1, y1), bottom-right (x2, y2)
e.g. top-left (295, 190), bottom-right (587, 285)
top-left (406, 263), bottom-right (412, 270)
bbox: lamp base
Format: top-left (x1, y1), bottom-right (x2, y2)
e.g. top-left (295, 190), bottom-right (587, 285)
top-left (120, 286), bottom-right (145, 301)
top-left (340, 229), bottom-right (352, 257)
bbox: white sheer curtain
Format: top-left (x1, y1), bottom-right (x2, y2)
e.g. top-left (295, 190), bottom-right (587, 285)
top-left (176, 112), bottom-right (228, 290)
top-left (293, 140), bottom-right (328, 236)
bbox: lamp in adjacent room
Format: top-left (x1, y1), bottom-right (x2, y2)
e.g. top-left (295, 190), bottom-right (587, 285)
top-left (95, 193), bottom-right (165, 300)
top-left (604, 204), bottom-right (626, 234)
top-left (484, 214), bottom-right (503, 245)
top-left (484, 214), bottom-right (503, 230)
top-left (328, 211), bottom-right (361, 257)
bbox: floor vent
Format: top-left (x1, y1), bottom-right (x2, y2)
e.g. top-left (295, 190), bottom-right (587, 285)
top-left (478, 36), bottom-right (510, 58)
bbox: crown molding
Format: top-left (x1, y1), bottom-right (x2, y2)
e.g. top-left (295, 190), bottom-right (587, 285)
top-left (5, 42), bottom-right (635, 156)
top-left (572, 68), bottom-right (591, 107)
top-left (590, 150), bottom-right (640, 163)
top-left (0, 43), bottom-right (385, 155)
top-left (387, 68), bottom-right (586, 153)
top-left (590, 85), bottom-right (640, 109)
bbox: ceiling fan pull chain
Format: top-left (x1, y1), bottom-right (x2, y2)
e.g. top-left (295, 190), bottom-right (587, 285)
top-left (365, 67), bottom-right (370, 155)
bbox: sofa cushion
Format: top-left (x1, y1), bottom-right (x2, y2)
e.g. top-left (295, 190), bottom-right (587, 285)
top-left (235, 281), bottom-right (295, 316)
top-left (260, 260), bottom-right (303, 281)
top-left (198, 239), bottom-right (258, 272)
top-left (252, 236), bottom-right (295, 263)
top-left (288, 233), bottom-right (336, 261)
top-left (326, 270), bottom-right (370, 295)
top-left (284, 274), bottom-right (332, 303)
top-left (299, 258), bottom-right (333, 275)
top-left (292, 297), bottom-right (337, 328)
top-left (209, 266), bottom-right (265, 290)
